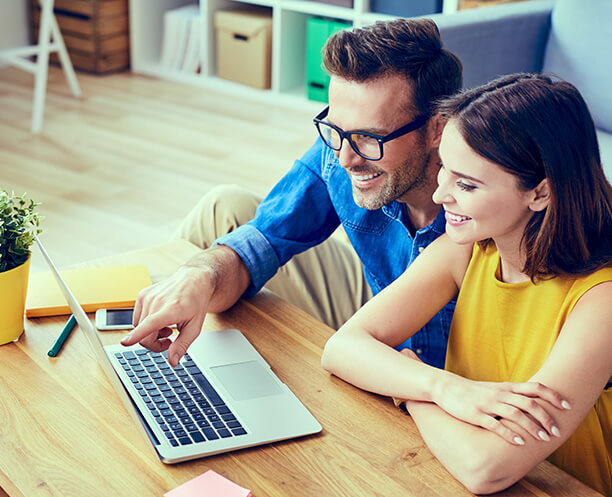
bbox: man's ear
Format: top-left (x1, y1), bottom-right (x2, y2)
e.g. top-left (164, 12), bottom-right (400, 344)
top-left (428, 114), bottom-right (445, 148)
top-left (528, 178), bottom-right (551, 212)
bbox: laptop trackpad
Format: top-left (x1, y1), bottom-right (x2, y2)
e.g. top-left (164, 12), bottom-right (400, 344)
top-left (210, 361), bottom-right (283, 401)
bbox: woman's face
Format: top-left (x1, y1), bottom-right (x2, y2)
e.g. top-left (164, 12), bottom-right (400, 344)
top-left (432, 120), bottom-right (537, 247)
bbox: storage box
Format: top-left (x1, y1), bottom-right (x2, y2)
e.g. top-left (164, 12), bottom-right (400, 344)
top-left (370, 0), bottom-right (442, 17)
top-left (306, 17), bottom-right (351, 103)
top-left (214, 10), bottom-right (272, 90)
top-left (29, 0), bottom-right (130, 74)
top-left (458, 0), bottom-right (529, 10)
top-left (305, 0), bottom-right (354, 8)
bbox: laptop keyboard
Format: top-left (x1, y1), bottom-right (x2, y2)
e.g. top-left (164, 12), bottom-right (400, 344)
top-left (115, 349), bottom-right (247, 447)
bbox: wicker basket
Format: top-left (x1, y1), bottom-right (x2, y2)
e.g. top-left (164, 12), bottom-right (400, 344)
top-left (30, 0), bottom-right (129, 74)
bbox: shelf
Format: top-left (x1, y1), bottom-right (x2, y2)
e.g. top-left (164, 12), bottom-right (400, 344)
top-left (129, 0), bottom-right (451, 107)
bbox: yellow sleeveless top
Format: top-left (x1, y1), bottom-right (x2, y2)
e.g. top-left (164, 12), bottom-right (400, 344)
top-left (445, 243), bottom-right (612, 496)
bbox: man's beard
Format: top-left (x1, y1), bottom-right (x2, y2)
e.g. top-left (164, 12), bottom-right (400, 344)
top-left (351, 154), bottom-right (430, 210)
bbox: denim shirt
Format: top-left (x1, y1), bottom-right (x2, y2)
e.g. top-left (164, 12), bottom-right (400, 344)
top-left (216, 138), bottom-right (455, 369)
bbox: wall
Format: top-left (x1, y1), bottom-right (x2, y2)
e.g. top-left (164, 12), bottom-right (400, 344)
top-left (0, 1), bottom-right (29, 58)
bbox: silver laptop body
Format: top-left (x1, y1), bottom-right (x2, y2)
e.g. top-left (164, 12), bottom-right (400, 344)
top-left (35, 237), bottom-right (322, 463)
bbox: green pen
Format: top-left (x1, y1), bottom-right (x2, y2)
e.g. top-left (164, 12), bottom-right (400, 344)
top-left (48, 315), bottom-right (77, 357)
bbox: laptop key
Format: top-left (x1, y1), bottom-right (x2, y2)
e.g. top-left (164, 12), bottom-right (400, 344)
top-left (217, 429), bottom-right (232, 438)
top-left (216, 406), bottom-right (231, 415)
top-left (221, 414), bottom-right (236, 422)
top-left (174, 429), bottom-right (188, 438)
top-left (169, 422), bottom-right (182, 431)
top-left (207, 415), bottom-right (221, 423)
top-left (178, 437), bottom-right (192, 445)
top-left (202, 428), bottom-right (219, 440)
top-left (191, 432), bottom-right (205, 443)
top-left (192, 373), bottom-right (225, 406)
top-left (192, 413), bottom-right (205, 421)
top-left (196, 420), bottom-right (211, 428)
top-left (226, 421), bottom-right (242, 429)
top-left (212, 421), bottom-right (225, 429)
top-left (169, 439), bottom-right (179, 447)
top-left (232, 428), bottom-right (247, 436)
top-left (184, 423), bottom-right (198, 432)
top-left (124, 352), bottom-right (136, 360)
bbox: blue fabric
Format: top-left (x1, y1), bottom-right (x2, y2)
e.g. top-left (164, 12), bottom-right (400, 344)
top-left (542, 0), bottom-right (612, 133)
top-left (216, 138), bottom-right (454, 369)
top-left (432, 0), bottom-right (553, 89)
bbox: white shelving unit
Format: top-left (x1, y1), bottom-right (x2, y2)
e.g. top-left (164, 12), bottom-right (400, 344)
top-left (129, 0), bottom-right (456, 110)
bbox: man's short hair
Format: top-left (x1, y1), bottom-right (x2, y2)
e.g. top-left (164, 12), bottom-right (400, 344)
top-left (323, 18), bottom-right (462, 115)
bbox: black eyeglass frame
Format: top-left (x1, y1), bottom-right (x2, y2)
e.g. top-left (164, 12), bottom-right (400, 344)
top-left (313, 106), bottom-right (430, 161)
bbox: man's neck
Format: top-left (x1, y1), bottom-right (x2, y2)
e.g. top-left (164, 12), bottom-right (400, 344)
top-left (402, 193), bottom-right (441, 233)
top-left (398, 159), bottom-right (441, 232)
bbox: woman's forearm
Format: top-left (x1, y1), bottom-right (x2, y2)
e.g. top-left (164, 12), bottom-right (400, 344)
top-left (405, 400), bottom-right (540, 494)
top-left (321, 327), bottom-right (447, 402)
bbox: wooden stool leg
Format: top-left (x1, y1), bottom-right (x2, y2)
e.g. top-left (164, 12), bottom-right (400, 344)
top-left (31, 0), bottom-right (53, 133)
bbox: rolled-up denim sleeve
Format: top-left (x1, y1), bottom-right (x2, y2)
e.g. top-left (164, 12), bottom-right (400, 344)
top-left (215, 138), bottom-right (341, 298)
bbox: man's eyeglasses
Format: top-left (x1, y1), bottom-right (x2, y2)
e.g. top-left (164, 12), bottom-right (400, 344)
top-left (313, 106), bottom-right (430, 161)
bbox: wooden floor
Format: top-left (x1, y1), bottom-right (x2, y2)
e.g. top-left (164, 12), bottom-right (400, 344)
top-left (0, 66), bottom-right (318, 272)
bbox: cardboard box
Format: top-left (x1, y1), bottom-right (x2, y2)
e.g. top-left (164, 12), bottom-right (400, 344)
top-left (215, 10), bottom-right (272, 90)
top-left (306, 17), bottom-right (351, 103)
top-left (305, 0), bottom-right (354, 8)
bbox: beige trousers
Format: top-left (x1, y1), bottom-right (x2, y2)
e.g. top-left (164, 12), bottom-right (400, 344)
top-left (172, 185), bottom-right (373, 330)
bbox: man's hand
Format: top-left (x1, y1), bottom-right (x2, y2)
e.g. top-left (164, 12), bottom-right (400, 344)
top-left (120, 246), bottom-right (250, 367)
top-left (121, 265), bottom-right (214, 366)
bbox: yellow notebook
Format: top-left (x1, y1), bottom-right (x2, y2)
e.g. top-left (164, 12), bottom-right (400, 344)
top-left (26, 265), bottom-right (152, 317)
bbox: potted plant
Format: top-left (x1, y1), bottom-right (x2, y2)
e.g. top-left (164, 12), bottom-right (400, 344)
top-left (0, 189), bottom-right (42, 344)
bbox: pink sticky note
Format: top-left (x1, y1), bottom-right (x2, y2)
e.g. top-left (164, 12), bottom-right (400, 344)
top-left (165, 470), bottom-right (251, 497)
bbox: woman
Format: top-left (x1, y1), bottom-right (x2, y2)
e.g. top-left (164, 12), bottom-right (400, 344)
top-left (321, 74), bottom-right (612, 495)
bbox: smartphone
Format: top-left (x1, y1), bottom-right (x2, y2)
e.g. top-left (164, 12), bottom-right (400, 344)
top-left (95, 308), bottom-right (134, 331)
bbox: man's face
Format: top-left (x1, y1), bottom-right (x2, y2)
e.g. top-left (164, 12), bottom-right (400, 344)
top-left (327, 75), bottom-right (432, 210)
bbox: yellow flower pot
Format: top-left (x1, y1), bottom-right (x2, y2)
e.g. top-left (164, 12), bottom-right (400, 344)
top-left (0, 256), bottom-right (31, 345)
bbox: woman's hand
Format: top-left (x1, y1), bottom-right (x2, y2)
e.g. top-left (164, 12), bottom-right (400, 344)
top-left (429, 372), bottom-right (571, 446)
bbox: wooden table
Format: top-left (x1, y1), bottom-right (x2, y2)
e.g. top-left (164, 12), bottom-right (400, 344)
top-left (0, 241), bottom-right (602, 497)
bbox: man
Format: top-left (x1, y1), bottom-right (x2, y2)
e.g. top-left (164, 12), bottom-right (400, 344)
top-left (122, 18), bottom-right (462, 369)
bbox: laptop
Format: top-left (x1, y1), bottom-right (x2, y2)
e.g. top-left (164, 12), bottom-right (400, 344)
top-left (35, 237), bottom-right (322, 463)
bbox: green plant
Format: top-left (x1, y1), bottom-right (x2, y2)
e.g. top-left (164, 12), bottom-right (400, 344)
top-left (0, 189), bottom-right (42, 272)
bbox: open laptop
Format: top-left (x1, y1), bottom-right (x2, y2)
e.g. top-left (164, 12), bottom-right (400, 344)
top-left (35, 237), bottom-right (322, 463)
